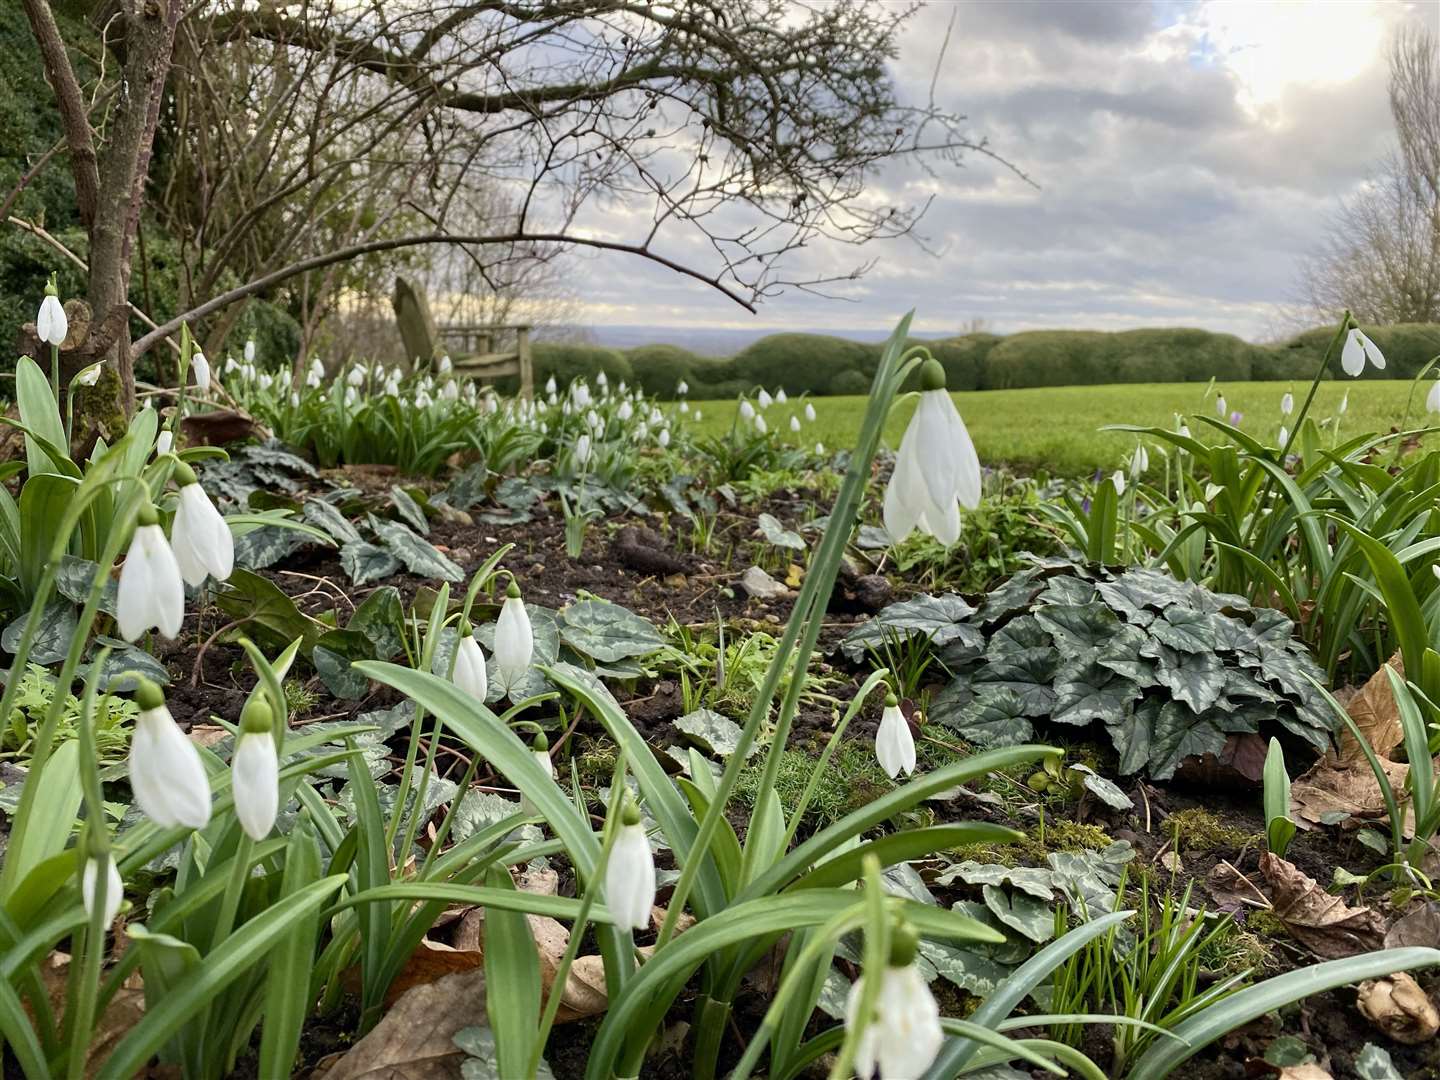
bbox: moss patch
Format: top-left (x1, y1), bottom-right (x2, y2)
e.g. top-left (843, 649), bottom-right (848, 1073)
top-left (1164, 808), bottom-right (1256, 854)
top-left (952, 818), bottom-right (1114, 867)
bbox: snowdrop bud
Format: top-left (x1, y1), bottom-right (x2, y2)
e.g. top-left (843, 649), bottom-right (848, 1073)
top-left (884, 359), bottom-right (979, 546)
top-left (1278, 425), bottom-right (1289, 447)
top-left (191, 351), bottom-right (211, 392)
top-left (243, 339), bottom-right (256, 363)
top-left (739, 399), bottom-right (755, 421)
top-left (347, 366), bottom-right (364, 387)
top-left (155, 430), bottom-right (174, 456)
top-left (75, 362), bottom-right (103, 387)
top-left (658, 428), bottom-right (670, 447)
top-left (804, 402), bottom-right (816, 422)
top-left (494, 582), bottom-right (534, 690)
top-left (1216, 395), bottom-right (1227, 418)
top-left (605, 802), bottom-right (655, 932)
top-left (170, 462), bottom-right (234, 586)
top-left (586, 409), bottom-right (602, 431)
top-left (815, 442), bottom-right (825, 456)
top-left (452, 620), bottom-right (489, 702)
top-left (1179, 424), bottom-right (1191, 438)
top-left (596, 371), bottom-right (608, 388)
top-left (845, 922), bottom-right (943, 1079)
top-left (225, 356), bottom-right (240, 374)
top-left (617, 400), bottom-right (633, 421)
top-left (679, 400), bottom-right (689, 414)
top-left (233, 697), bottom-right (279, 841)
top-left (290, 391), bottom-right (301, 407)
top-left (636, 420), bottom-right (650, 441)
top-left (442, 380), bottom-right (459, 401)
top-left (876, 695), bottom-right (915, 778)
top-left (345, 386), bottom-right (358, 407)
top-left (117, 504), bottom-right (185, 641)
top-left (757, 389), bottom-right (773, 409)
top-left (574, 383), bottom-right (592, 408)
top-left (310, 357), bottom-right (325, 379)
top-left (693, 410), bottom-right (702, 422)
top-left (649, 407), bottom-right (663, 425)
top-left (438, 355), bottom-right (452, 374)
top-left (128, 678), bottom-right (211, 830)
top-left (1131, 445), bottom-right (1148, 476)
top-left (576, 433), bottom-right (592, 465)
top-left (307, 370), bottom-right (322, 388)
top-left (546, 375), bottom-right (558, 395)
top-left (789, 415), bottom-right (801, 433)
top-left (1428, 382), bottom-right (1440, 415)
top-left (36, 276), bottom-right (67, 347)
top-left (776, 388), bottom-right (787, 403)
top-left (82, 852), bottom-right (124, 927)
top-left (1280, 391), bottom-right (1294, 416)
top-left (1112, 471), bottom-right (1126, 496)
top-left (676, 379), bottom-right (689, 396)
top-left (1339, 390), bottom-right (1349, 415)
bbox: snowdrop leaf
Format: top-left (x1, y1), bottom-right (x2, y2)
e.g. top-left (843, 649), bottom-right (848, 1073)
top-left (558, 599), bottom-right (664, 662)
top-left (340, 541), bottom-right (401, 586)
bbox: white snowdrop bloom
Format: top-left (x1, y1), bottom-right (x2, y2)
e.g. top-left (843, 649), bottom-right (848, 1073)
top-left (347, 366), bottom-right (365, 387)
top-left (693, 410), bottom-right (702, 422)
top-left (676, 379), bottom-right (689, 396)
top-left (576, 433), bottom-right (593, 466)
top-left (242, 338), bottom-right (256, 363)
top-left (605, 805), bottom-right (655, 932)
top-left (494, 584), bottom-right (534, 690)
top-left (649, 407), bottom-right (663, 425)
top-left (233, 698), bottom-right (279, 842)
top-left (596, 371), bottom-right (608, 388)
top-left (344, 386), bottom-right (359, 407)
top-left (36, 282), bottom-right (67, 346)
top-left (617, 400), bottom-right (634, 422)
top-left (636, 421), bottom-right (650, 441)
top-left (573, 382), bottom-right (592, 408)
top-left (224, 356), bottom-right (240, 374)
top-left (739, 399), bottom-right (756, 421)
top-left (754, 414), bottom-right (768, 435)
top-left (757, 388), bottom-right (773, 409)
top-left (1279, 425), bottom-right (1290, 447)
top-left (1216, 395), bottom-right (1227, 418)
top-left (1280, 391), bottom-right (1294, 416)
top-left (883, 359), bottom-right (980, 546)
top-left (789, 415), bottom-right (801, 433)
top-left (309, 357), bottom-right (325, 380)
top-left (1112, 471), bottom-right (1126, 496)
top-left (679, 400), bottom-right (690, 414)
top-left (128, 680), bottom-right (211, 830)
top-left (438, 355), bottom-right (452, 374)
top-left (441, 380), bottom-right (459, 402)
top-left (117, 510), bottom-right (185, 641)
top-left (1341, 328), bottom-right (1386, 377)
top-left (1427, 382), bottom-right (1440, 414)
top-left (171, 468), bottom-right (234, 586)
top-left (241, 362), bottom-right (255, 383)
top-left (452, 628), bottom-right (489, 702)
top-left (82, 853), bottom-right (124, 927)
top-left (586, 409), bottom-right (602, 431)
top-left (658, 428), bottom-right (670, 448)
top-left (875, 696), bottom-right (915, 778)
top-left (776, 388), bottom-right (788, 403)
top-left (845, 931), bottom-right (943, 1080)
top-left (805, 402), bottom-right (816, 422)
top-left (191, 352), bottom-right (211, 392)
top-left (815, 442), bottom-right (825, 456)
top-left (486, 395), bottom-right (499, 414)
top-left (307, 369), bottom-right (322, 388)
top-left (1131, 445), bottom-right (1148, 477)
top-left (155, 430), bottom-right (174, 456)
top-left (1179, 424), bottom-right (1191, 438)
top-left (75, 362), bottom-right (103, 387)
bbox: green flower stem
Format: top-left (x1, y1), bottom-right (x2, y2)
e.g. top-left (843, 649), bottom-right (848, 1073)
top-left (385, 584), bottom-right (450, 857)
top-left (210, 835), bottom-right (256, 952)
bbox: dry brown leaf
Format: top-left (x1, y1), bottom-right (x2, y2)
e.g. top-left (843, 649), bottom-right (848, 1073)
top-left (36, 954), bottom-right (146, 1078)
top-left (1277, 1066), bottom-right (1332, 1080)
top-left (324, 968), bottom-right (485, 1080)
top-left (1386, 901), bottom-right (1440, 950)
top-left (1338, 655), bottom-right (1406, 763)
top-left (1290, 754), bottom-right (1411, 831)
top-left (1205, 861), bottom-right (1268, 910)
top-left (385, 940), bottom-right (481, 1008)
top-left (1259, 852), bottom-right (1386, 958)
top-left (1357, 971), bottom-right (1440, 1044)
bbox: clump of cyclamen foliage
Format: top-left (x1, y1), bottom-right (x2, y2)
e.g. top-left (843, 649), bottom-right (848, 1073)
top-left (841, 557), bottom-right (1336, 779)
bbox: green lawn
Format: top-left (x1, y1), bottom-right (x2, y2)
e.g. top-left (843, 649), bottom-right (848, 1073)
top-left (679, 381), bottom-right (1433, 476)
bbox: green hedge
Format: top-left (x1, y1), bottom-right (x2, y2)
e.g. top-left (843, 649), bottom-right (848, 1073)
top-left (981, 328), bottom-right (1261, 388)
top-left (1272, 323), bottom-right (1440, 381)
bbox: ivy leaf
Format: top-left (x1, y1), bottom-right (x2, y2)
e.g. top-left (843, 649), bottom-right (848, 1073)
top-left (1034, 603), bottom-right (1121, 655)
top-left (559, 599), bottom-right (664, 662)
top-left (369, 517), bottom-right (464, 582)
top-left (340, 541), bottom-right (401, 587)
top-left (756, 512), bottom-right (805, 551)
top-left (303, 499), bottom-right (362, 545)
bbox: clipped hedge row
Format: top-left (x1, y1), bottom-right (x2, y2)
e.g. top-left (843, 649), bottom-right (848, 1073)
top-left (521, 324), bottom-right (1440, 399)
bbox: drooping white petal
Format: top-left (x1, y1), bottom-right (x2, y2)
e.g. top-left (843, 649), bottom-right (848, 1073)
top-left (882, 435), bottom-right (928, 542)
top-left (1280, 392), bottom-right (1294, 416)
top-left (117, 524), bottom-right (185, 641)
top-left (805, 402), bottom-right (816, 422)
top-left (453, 635), bottom-right (489, 701)
top-left (129, 706), bottom-right (212, 829)
top-left (875, 704), bottom-right (915, 778)
top-left (1278, 425), bottom-right (1289, 447)
top-left (494, 597), bottom-right (534, 689)
top-left (192, 352), bottom-right (211, 392)
top-left (1112, 471), bottom-right (1126, 496)
top-left (1427, 382), bottom-right (1440, 415)
top-left (845, 964), bottom-right (945, 1080)
top-left (82, 855), bottom-right (124, 927)
top-left (37, 294), bottom-right (68, 347)
top-left (233, 730), bottom-right (279, 841)
top-left (1359, 330), bottom-right (1386, 370)
top-left (1216, 395), bottom-right (1227, 418)
top-left (1341, 330), bottom-right (1365, 377)
top-left (171, 483), bottom-right (234, 586)
top-left (605, 822), bottom-right (655, 932)
top-left (155, 430), bottom-right (174, 456)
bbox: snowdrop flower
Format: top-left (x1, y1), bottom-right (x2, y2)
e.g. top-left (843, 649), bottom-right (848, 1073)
top-left (789, 415), bottom-right (801, 433)
top-left (347, 366), bottom-right (365, 387)
top-left (129, 678), bottom-right (211, 830)
top-left (845, 923), bottom-right (943, 1080)
top-left (754, 414), bottom-right (768, 435)
top-left (155, 430), bottom-right (174, 456)
top-left (117, 505), bottom-right (185, 641)
top-left (309, 357), bottom-right (325, 380)
top-left (1339, 390), bottom-right (1349, 415)
top-left (617, 400), bottom-right (634, 422)
top-left (1341, 327), bottom-right (1386, 377)
top-left (605, 802), bottom-right (655, 932)
top-left (546, 375), bottom-right (558, 395)
top-left (658, 428), bottom-right (670, 448)
top-left (679, 400), bottom-right (690, 414)
top-left (1178, 424), bottom-right (1191, 439)
top-left (1216, 394), bottom-right (1227, 418)
top-left (1278, 425), bottom-right (1289, 447)
top-left (233, 697), bottom-right (279, 842)
top-left (82, 851), bottom-right (123, 927)
top-left (75, 362), bottom-right (103, 387)
top-left (693, 410), bottom-right (702, 422)
top-left (815, 442), bottom-right (825, 455)
top-left (586, 409), bottom-right (602, 432)
top-left (243, 338), bottom-right (256, 363)
top-left (757, 388), bottom-right (773, 409)
top-left (494, 582), bottom-right (534, 690)
top-left (739, 399), bottom-right (756, 421)
top-left (649, 406), bottom-right (663, 426)
top-left (191, 351), bottom-right (211, 392)
top-left (676, 379), bottom-right (689, 396)
top-left (1428, 382), bottom-right (1440, 415)
top-left (596, 371), bottom-right (608, 388)
top-left (36, 277), bottom-right (67, 346)
top-left (438, 355), bottom-right (452, 375)
top-left (776, 388), bottom-right (788, 404)
top-left (344, 386), bottom-right (358, 407)
top-left (1112, 471), bottom-right (1126, 496)
top-left (804, 401), bottom-right (816, 423)
top-left (224, 356), bottom-right (240, 374)
top-left (290, 391), bottom-right (300, 407)
top-left (573, 382), bottom-right (592, 408)
top-left (876, 695), bottom-right (915, 778)
top-left (452, 621), bottom-right (489, 701)
top-left (441, 380), bottom-right (459, 402)
top-left (1280, 391), bottom-right (1294, 416)
top-left (1131, 445), bottom-right (1148, 477)
top-left (883, 359), bottom-right (980, 546)
top-left (170, 464), bottom-right (234, 586)
top-left (635, 420), bottom-right (650, 442)
top-left (307, 369), bottom-right (322, 389)
top-left (415, 388), bottom-right (432, 408)
top-left (575, 433), bottom-right (592, 466)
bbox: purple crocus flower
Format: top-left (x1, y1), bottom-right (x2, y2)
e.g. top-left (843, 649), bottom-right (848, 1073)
top-left (1229, 411), bottom-right (1243, 426)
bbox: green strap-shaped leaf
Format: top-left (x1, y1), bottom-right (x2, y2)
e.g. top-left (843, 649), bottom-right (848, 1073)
top-left (483, 865), bottom-right (542, 1077)
top-left (258, 823), bottom-right (324, 1078)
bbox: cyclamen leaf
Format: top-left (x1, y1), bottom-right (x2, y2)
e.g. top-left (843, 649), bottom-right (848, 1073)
top-left (340, 541), bottom-right (401, 587)
top-left (390, 486), bottom-right (429, 535)
top-left (558, 599), bottom-right (664, 662)
top-left (1051, 663), bottom-right (1141, 726)
top-left (1034, 603), bottom-right (1121, 655)
top-left (1152, 646), bottom-right (1228, 712)
top-left (369, 517), bottom-right (464, 582)
top-left (941, 688), bottom-right (1035, 747)
top-left (1069, 764), bottom-right (1134, 810)
top-left (982, 884), bottom-right (1054, 943)
top-left (756, 512), bottom-right (804, 551)
top-left (839, 593), bottom-right (978, 661)
top-left (1150, 607), bottom-right (1217, 653)
top-left (303, 499), bottom-right (362, 545)
top-left (1147, 701), bottom-right (1228, 780)
top-left (1354, 1043), bottom-right (1402, 1080)
top-left (674, 709), bottom-right (752, 759)
top-left (2, 601), bottom-right (78, 665)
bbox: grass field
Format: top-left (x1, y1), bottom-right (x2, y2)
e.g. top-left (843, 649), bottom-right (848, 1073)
top-left (682, 380), bottom-right (1435, 476)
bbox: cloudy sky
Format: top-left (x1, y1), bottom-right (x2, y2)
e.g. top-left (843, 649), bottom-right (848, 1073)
top-left (564, 0), bottom-right (1437, 343)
